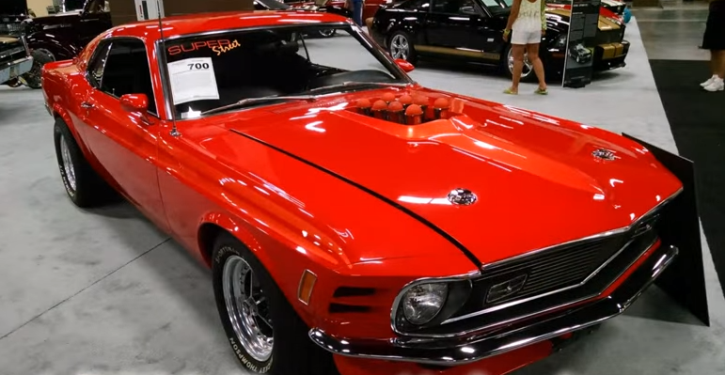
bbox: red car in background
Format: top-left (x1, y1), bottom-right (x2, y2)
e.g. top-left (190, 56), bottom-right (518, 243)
top-left (42, 11), bottom-right (683, 375)
top-left (286, 0), bottom-right (387, 22)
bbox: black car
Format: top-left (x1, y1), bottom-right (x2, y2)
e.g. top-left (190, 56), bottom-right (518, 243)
top-left (569, 43), bottom-right (593, 64)
top-left (368, 0), bottom-right (629, 80)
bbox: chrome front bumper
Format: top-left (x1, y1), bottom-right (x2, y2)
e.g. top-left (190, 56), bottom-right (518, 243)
top-left (0, 56), bottom-right (33, 84)
top-left (309, 244), bottom-right (678, 366)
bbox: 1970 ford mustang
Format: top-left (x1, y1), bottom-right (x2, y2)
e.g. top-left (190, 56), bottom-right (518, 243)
top-left (42, 11), bottom-right (682, 375)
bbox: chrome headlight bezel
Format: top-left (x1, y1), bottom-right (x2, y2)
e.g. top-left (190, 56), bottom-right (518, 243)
top-left (401, 282), bottom-right (449, 325)
top-left (391, 276), bottom-right (474, 333)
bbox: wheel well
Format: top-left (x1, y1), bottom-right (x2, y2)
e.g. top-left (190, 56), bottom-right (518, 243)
top-left (197, 222), bottom-right (228, 267)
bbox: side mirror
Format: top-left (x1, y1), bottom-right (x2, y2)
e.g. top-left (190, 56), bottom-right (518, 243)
top-left (395, 59), bottom-right (414, 73)
top-left (120, 94), bottom-right (148, 113)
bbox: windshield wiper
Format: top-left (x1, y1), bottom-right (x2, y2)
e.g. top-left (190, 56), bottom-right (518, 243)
top-left (201, 95), bottom-right (318, 116)
top-left (304, 81), bottom-right (411, 94)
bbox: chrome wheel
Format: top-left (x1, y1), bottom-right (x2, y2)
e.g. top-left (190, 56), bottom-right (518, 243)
top-left (390, 34), bottom-right (410, 60)
top-left (59, 135), bottom-right (76, 192)
top-left (508, 48), bottom-right (533, 79)
top-left (222, 254), bottom-right (274, 362)
top-left (318, 29), bottom-right (336, 38)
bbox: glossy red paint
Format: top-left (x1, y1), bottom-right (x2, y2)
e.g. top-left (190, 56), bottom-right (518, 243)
top-left (41, 11), bottom-right (681, 375)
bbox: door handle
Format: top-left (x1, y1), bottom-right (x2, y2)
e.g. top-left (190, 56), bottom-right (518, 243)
top-left (80, 102), bottom-right (94, 109)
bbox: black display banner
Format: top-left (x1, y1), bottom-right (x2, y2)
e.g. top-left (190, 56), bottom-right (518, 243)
top-left (562, 0), bottom-right (600, 88)
top-left (623, 134), bottom-right (710, 327)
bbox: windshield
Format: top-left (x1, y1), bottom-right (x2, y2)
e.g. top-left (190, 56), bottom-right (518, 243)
top-left (164, 25), bottom-right (410, 118)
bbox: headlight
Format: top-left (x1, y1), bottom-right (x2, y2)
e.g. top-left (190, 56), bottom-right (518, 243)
top-left (401, 283), bottom-right (448, 325)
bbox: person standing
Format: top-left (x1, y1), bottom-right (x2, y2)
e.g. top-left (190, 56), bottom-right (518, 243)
top-left (349, 0), bottom-right (364, 26)
top-left (503, 0), bottom-right (548, 95)
top-left (701, 0), bottom-right (725, 92)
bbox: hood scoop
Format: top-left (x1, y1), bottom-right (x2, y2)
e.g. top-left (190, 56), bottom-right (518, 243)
top-left (350, 92), bottom-right (456, 126)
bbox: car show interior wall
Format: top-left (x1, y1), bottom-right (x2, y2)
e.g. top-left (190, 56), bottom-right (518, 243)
top-left (0, 12), bottom-right (724, 375)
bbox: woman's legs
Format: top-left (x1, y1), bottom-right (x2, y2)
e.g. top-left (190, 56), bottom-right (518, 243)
top-left (508, 44), bottom-right (526, 93)
top-left (714, 50), bottom-right (725, 79)
top-left (526, 42), bottom-right (546, 90)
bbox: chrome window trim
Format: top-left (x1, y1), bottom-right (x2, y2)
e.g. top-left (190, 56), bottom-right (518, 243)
top-left (390, 187), bottom-right (683, 338)
top-left (154, 21), bottom-right (415, 121)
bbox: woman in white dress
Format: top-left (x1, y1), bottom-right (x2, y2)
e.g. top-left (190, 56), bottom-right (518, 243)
top-left (503, 0), bottom-right (548, 95)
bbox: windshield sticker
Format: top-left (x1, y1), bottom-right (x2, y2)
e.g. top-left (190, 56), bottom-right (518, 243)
top-left (167, 57), bottom-right (220, 105)
top-left (168, 39), bottom-right (241, 56)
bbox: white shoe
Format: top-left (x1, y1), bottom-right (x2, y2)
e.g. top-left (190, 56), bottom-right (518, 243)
top-left (701, 75), bottom-right (717, 87)
top-left (703, 78), bottom-right (724, 92)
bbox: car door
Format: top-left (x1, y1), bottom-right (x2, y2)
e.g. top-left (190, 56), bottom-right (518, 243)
top-left (424, 0), bottom-right (496, 61)
top-left (76, 38), bottom-right (170, 231)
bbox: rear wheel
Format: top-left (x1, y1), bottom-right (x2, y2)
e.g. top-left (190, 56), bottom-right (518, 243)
top-left (503, 44), bottom-right (534, 82)
top-left (212, 233), bottom-right (337, 375)
top-left (389, 31), bottom-right (417, 64)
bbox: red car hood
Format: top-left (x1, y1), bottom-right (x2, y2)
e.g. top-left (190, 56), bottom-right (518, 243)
top-left (220, 88), bottom-right (681, 265)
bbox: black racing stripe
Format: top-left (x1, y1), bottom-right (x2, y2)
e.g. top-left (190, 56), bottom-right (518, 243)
top-left (229, 129), bottom-right (482, 267)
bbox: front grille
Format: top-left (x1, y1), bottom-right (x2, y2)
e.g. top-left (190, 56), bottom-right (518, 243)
top-left (0, 40), bottom-right (26, 65)
top-left (476, 234), bottom-right (628, 305)
top-left (402, 212), bottom-right (663, 336)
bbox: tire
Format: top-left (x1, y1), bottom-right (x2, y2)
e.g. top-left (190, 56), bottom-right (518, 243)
top-left (317, 29), bottom-right (336, 38)
top-left (502, 44), bottom-right (535, 82)
top-left (5, 78), bottom-right (22, 88)
top-left (53, 118), bottom-right (115, 207)
top-left (388, 30), bottom-right (417, 64)
top-left (212, 233), bottom-right (336, 375)
top-left (23, 49), bottom-right (55, 89)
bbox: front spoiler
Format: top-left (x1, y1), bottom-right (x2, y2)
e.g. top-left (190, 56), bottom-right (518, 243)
top-left (309, 244), bottom-right (678, 366)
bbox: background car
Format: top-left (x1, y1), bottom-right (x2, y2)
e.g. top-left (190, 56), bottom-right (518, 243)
top-left (368, 0), bottom-right (629, 80)
top-left (570, 43), bottom-right (593, 64)
top-left (0, 33), bottom-right (32, 86)
top-left (14, 0), bottom-right (111, 88)
top-left (255, 0), bottom-right (351, 37)
top-left (286, 0), bottom-right (388, 21)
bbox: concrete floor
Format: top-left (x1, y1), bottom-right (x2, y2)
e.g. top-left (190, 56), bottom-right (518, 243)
top-left (1, 14), bottom-right (724, 375)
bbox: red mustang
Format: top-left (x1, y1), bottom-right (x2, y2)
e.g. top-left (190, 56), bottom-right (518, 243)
top-left (42, 11), bottom-right (682, 375)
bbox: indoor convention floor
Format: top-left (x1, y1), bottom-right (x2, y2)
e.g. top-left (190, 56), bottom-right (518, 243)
top-left (1, 11), bottom-right (724, 375)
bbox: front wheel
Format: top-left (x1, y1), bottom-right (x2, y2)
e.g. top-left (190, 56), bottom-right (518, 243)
top-left (388, 31), bottom-right (417, 64)
top-left (212, 233), bottom-right (336, 375)
top-left (53, 118), bottom-right (115, 207)
top-left (503, 44), bottom-right (535, 82)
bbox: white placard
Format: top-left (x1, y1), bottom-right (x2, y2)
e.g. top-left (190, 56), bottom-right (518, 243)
top-left (167, 57), bottom-right (220, 105)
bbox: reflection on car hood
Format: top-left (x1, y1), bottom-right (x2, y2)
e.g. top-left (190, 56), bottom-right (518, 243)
top-left (220, 88), bottom-right (681, 264)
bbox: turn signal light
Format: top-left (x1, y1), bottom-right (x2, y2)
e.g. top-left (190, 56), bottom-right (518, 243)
top-left (298, 269), bottom-right (317, 305)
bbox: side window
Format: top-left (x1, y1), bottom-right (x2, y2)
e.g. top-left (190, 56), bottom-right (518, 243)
top-left (398, 0), bottom-right (431, 10)
top-left (432, 0), bottom-right (478, 14)
top-left (97, 39), bottom-right (157, 115)
top-left (87, 41), bottom-right (112, 89)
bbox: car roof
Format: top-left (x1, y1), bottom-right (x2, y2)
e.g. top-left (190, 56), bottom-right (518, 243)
top-left (107, 11), bottom-right (350, 40)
